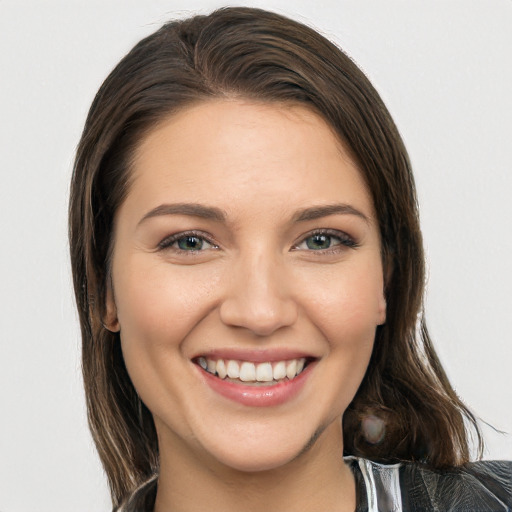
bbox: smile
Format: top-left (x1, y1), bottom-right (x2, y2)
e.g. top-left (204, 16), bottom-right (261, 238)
top-left (196, 357), bottom-right (308, 386)
top-left (194, 354), bottom-right (316, 407)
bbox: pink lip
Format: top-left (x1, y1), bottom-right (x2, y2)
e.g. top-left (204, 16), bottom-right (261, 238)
top-left (197, 361), bottom-right (315, 407)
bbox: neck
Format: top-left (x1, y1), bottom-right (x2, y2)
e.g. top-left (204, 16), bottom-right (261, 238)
top-left (154, 420), bottom-right (356, 512)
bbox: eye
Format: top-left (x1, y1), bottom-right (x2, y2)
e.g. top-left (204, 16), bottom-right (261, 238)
top-left (293, 230), bottom-right (358, 252)
top-left (158, 232), bottom-right (217, 253)
top-left (303, 234), bottom-right (339, 250)
top-left (176, 235), bottom-right (210, 251)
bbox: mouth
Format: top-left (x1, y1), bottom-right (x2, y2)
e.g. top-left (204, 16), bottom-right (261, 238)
top-left (194, 356), bottom-right (313, 387)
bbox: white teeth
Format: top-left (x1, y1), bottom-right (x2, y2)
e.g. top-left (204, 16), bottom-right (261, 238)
top-left (286, 359), bottom-right (297, 379)
top-left (239, 362), bottom-right (256, 381)
top-left (273, 361), bottom-right (287, 380)
top-left (256, 362), bottom-right (273, 382)
top-left (207, 359), bottom-right (216, 373)
top-left (216, 359), bottom-right (227, 379)
top-left (197, 357), bottom-right (308, 382)
top-left (226, 360), bottom-right (240, 379)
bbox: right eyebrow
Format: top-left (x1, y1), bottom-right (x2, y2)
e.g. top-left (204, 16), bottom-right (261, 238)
top-left (292, 203), bottom-right (370, 225)
top-left (137, 203), bottom-right (227, 226)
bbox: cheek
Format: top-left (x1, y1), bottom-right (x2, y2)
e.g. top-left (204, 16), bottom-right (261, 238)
top-left (113, 257), bottom-right (221, 352)
top-left (299, 259), bottom-right (385, 341)
top-left (112, 260), bottom-right (223, 417)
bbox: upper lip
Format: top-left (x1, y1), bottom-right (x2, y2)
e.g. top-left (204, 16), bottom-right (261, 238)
top-left (191, 348), bottom-right (318, 363)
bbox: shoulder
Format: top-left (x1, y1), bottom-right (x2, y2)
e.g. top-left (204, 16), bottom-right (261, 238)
top-left (346, 457), bottom-right (512, 512)
top-left (401, 460), bottom-right (512, 511)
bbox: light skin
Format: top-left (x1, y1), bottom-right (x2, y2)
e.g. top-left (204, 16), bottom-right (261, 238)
top-left (106, 100), bottom-right (386, 511)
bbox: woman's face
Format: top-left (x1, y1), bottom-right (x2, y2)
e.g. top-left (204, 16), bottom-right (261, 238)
top-left (107, 100), bottom-right (386, 473)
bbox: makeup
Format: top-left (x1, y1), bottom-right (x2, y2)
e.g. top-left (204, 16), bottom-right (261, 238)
top-left (197, 359), bottom-right (315, 407)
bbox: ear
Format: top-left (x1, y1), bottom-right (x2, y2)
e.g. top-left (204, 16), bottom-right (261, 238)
top-left (377, 291), bottom-right (387, 326)
top-left (103, 280), bottom-right (120, 332)
top-left (378, 255), bottom-right (392, 326)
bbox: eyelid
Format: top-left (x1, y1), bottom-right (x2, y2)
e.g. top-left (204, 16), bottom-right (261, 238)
top-left (157, 230), bottom-right (219, 252)
top-left (291, 228), bottom-right (359, 251)
top-left (156, 228), bottom-right (357, 254)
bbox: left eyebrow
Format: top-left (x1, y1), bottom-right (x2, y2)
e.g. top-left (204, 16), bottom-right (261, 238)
top-left (292, 203), bottom-right (370, 224)
top-left (137, 203), bottom-right (227, 226)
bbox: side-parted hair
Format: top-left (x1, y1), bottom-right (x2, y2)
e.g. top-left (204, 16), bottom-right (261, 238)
top-left (69, 7), bottom-right (482, 508)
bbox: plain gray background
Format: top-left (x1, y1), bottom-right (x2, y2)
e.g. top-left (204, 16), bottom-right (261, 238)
top-left (1, 1), bottom-right (511, 510)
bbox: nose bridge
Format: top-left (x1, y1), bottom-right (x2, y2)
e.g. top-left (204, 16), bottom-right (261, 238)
top-left (219, 246), bottom-right (298, 336)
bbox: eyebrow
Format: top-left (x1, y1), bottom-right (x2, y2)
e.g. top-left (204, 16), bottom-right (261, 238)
top-left (292, 203), bottom-right (370, 224)
top-left (138, 202), bottom-right (369, 227)
top-left (138, 203), bottom-right (226, 225)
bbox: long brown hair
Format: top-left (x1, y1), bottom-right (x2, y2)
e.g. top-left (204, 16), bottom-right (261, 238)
top-left (69, 7), bottom-right (482, 508)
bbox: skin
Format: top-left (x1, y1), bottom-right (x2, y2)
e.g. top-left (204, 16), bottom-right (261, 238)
top-left (106, 100), bottom-right (386, 511)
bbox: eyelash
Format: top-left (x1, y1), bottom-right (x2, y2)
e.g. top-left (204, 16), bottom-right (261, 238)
top-left (157, 231), bottom-right (218, 253)
top-left (292, 229), bottom-right (359, 253)
top-left (157, 229), bottom-right (358, 255)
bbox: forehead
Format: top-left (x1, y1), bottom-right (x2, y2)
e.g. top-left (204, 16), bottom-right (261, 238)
top-left (126, 99), bottom-right (375, 223)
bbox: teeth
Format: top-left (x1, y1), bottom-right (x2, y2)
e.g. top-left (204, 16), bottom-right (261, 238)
top-left (286, 359), bottom-right (297, 379)
top-left (226, 360), bottom-right (240, 379)
top-left (256, 362), bottom-right (273, 382)
top-left (273, 361), bottom-right (286, 380)
top-left (198, 357), bottom-right (308, 383)
top-left (216, 359), bottom-right (227, 379)
top-left (239, 362), bottom-right (256, 382)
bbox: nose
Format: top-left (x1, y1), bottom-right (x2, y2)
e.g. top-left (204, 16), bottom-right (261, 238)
top-left (219, 251), bottom-right (298, 337)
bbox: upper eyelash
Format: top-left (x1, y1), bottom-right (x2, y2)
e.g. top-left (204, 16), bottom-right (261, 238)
top-left (157, 229), bottom-right (358, 253)
top-left (157, 231), bottom-right (217, 251)
top-left (293, 229), bottom-right (359, 251)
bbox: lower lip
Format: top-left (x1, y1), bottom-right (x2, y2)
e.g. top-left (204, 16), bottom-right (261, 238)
top-left (199, 363), bottom-right (314, 407)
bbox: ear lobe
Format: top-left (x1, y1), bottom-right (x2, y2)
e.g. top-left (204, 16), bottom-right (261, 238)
top-left (377, 291), bottom-right (387, 326)
top-left (103, 282), bottom-right (120, 332)
top-left (378, 257), bottom-right (392, 326)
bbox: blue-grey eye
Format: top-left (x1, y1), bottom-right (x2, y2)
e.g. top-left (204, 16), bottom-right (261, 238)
top-left (305, 234), bottom-right (334, 250)
top-left (293, 231), bottom-right (356, 252)
top-left (177, 236), bottom-right (207, 250)
top-left (158, 232), bottom-right (216, 252)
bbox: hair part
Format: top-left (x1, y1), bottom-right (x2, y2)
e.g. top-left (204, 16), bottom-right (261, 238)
top-left (69, 7), bottom-right (482, 508)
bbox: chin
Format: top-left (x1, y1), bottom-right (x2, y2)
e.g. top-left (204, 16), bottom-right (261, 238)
top-left (209, 442), bottom-right (305, 474)
top-left (193, 418), bottom-right (329, 474)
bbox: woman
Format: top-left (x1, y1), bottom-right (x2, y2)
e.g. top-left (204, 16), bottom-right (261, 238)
top-left (69, 7), bottom-right (511, 511)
